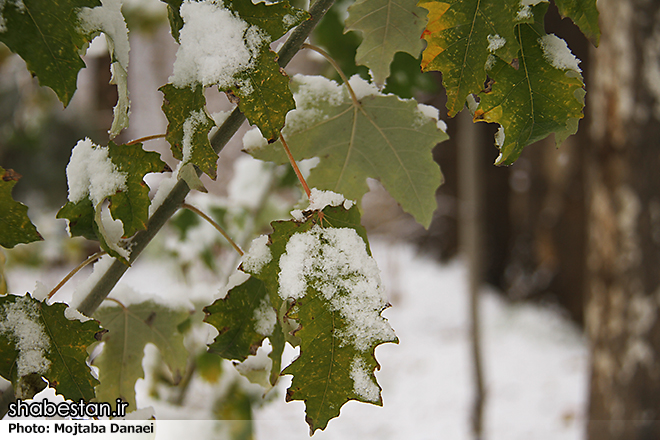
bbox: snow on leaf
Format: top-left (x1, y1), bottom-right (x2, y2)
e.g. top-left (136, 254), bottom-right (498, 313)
top-left (418, 0), bottom-right (523, 116)
top-left (238, 202), bottom-right (395, 431)
top-left (57, 139), bottom-right (167, 261)
top-left (345, 0), bottom-right (427, 86)
top-left (204, 276), bottom-right (270, 361)
top-left (0, 0), bottom-right (101, 106)
top-left (78, 0), bottom-right (131, 137)
top-left (92, 300), bottom-right (190, 408)
top-left (473, 4), bottom-right (585, 165)
top-left (165, 0), bottom-right (307, 141)
top-left (0, 166), bottom-right (42, 248)
top-left (0, 294), bottom-right (101, 401)
top-left (161, 84), bottom-right (218, 180)
top-left (274, 203), bottom-right (397, 433)
top-left (554, 0), bottom-right (600, 46)
top-left (246, 74), bottom-right (447, 228)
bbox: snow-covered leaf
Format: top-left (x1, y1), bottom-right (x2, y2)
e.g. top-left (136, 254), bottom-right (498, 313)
top-left (554, 0), bottom-right (600, 46)
top-left (246, 75), bottom-right (447, 228)
top-left (276, 202), bottom-right (397, 433)
top-left (166, 0), bottom-right (308, 141)
top-left (418, 0), bottom-right (523, 116)
top-left (345, 0), bottom-right (428, 85)
top-left (92, 300), bottom-right (190, 408)
top-left (161, 83), bottom-right (218, 180)
top-left (473, 4), bottom-right (585, 165)
top-left (57, 139), bottom-right (167, 261)
top-left (0, 294), bottom-right (101, 400)
top-left (78, 0), bottom-right (131, 137)
top-left (0, 167), bottom-right (42, 248)
top-left (225, 198), bottom-right (396, 432)
top-left (0, 0), bottom-right (101, 106)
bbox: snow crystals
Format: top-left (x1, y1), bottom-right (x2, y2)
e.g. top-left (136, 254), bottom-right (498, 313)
top-left (242, 234), bottom-right (272, 274)
top-left (170, 0), bottom-right (267, 89)
top-left (290, 189), bottom-right (354, 222)
top-left (0, 295), bottom-right (51, 378)
top-left (278, 224), bottom-right (397, 352)
top-left (350, 357), bottom-right (380, 402)
top-left (487, 34), bottom-right (506, 53)
top-left (252, 298), bottom-right (276, 336)
top-left (538, 34), bottom-right (582, 73)
top-left (66, 138), bottom-right (127, 206)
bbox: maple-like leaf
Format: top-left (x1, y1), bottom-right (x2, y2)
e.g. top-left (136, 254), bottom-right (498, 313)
top-left (0, 167), bottom-right (43, 248)
top-left (0, 0), bottom-right (101, 106)
top-left (161, 84), bottom-right (218, 180)
top-left (57, 140), bottom-right (167, 261)
top-left (345, 0), bottom-right (428, 85)
top-left (165, 0), bottom-right (308, 141)
top-left (92, 300), bottom-right (190, 408)
top-left (418, 0), bottom-right (524, 116)
top-left (554, 0), bottom-right (600, 46)
top-left (0, 294), bottom-right (102, 401)
top-left (275, 202), bottom-right (397, 433)
top-left (246, 75), bottom-right (447, 228)
top-left (473, 4), bottom-right (585, 165)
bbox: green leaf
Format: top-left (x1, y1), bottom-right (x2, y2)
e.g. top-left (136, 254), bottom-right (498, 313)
top-left (473, 4), bottom-right (585, 165)
top-left (247, 75), bottom-right (447, 228)
top-left (312, 0), bottom-right (370, 81)
top-left (93, 300), bottom-right (190, 408)
top-left (203, 276), bottom-right (270, 361)
top-left (345, 0), bottom-right (428, 85)
top-left (160, 84), bottom-right (218, 180)
top-left (0, 294), bottom-right (102, 401)
top-left (228, 50), bottom-right (297, 143)
top-left (107, 142), bottom-right (168, 237)
top-left (57, 140), bottom-right (167, 256)
top-left (0, 0), bottom-right (101, 106)
top-left (56, 199), bottom-right (97, 241)
top-left (267, 203), bottom-right (397, 433)
top-left (418, 0), bottom-right (524, 116)
top-left (554, 0), bottom-right (600, 46)
top-left (0, 167), bottom-right (42, 248)
top-left (167, 0), bottom-right (307, 142)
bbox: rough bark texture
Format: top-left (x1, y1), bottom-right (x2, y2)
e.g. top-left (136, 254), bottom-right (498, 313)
top-left (586, 0), bottom-right (660, 438)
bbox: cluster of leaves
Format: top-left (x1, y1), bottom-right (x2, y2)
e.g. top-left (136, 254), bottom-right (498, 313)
top-left (419, 0), bottom-right (598, 164)
top-left (0, 0), bottom-right (598, 436)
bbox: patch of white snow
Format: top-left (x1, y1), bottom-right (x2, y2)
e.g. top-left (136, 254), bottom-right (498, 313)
top-left (538, 34), bottom-right (582, 72)
top-left (66, 138), bottom-right (127, 206)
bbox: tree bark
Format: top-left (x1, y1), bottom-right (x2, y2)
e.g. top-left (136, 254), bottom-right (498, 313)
top-left (586, 0), bottom-right (660, 438)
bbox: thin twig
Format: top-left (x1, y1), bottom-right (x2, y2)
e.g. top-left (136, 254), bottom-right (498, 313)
top-left (103, 297), bottom-right (126, 309)
top-left (302, 43), bottom-right (360, 106)
top-left (125, 134), bottom-right (166, 146)
top-left (48, 251), bottom-right (107, 300)
top-left (279, 132), bottom-right (311, 198)
top-left (181, 203), bottom-right (244, 256)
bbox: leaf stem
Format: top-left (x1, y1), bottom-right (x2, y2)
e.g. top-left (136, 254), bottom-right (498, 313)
top-left (48, 251), bottom-right (107, 300)
top-left (125, 134), bottom-right (166, 146)
top-left (279, 132), bottom-right (311, 198)
top-left (181, 202), bottom-right (244, 256)
top-left (302, 43), bottom-right (359, 106)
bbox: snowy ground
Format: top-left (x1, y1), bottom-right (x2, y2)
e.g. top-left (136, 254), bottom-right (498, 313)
top-left (5, 238), bottom-right (588, 440)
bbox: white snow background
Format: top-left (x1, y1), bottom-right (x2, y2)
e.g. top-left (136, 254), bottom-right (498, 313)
top-left (5, 238), bottom-right (588, 440)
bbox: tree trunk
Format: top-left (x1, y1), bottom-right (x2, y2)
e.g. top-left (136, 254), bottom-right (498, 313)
top-left (586, 0), bottom-right (660, 438)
